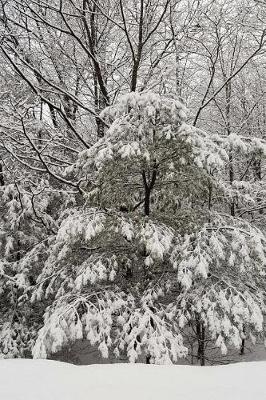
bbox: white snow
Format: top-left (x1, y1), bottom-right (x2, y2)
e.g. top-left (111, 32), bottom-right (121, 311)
top-left (0, 360), bottom-right (265, 400)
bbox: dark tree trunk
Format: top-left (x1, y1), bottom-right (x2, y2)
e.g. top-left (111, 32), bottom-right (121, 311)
top-left (240, 327), bottom-right (246, 355)
top-left (146, 355), bottom-right (151, 364)
top-left (142, 166), bottom-right (157, 365)
top-left (0, 163), bottom-right (4, 186)
top-left (196, 318), bottom-right (205, 366)
top-left (142, 167), bottom-right (157, 217)
top-left (240, 339), bottom-right (245, 355)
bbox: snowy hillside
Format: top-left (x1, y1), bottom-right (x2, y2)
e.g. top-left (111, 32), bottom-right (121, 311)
top-left (0, 360), bottom-right (265, 400)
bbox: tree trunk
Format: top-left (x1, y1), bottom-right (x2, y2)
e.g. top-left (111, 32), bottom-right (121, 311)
top-left (142, 167), bottom-right (157, 217)
top-left (0, 163), bottom-right (4, 186)
top-left (196, 318), bottom-right (205, 366)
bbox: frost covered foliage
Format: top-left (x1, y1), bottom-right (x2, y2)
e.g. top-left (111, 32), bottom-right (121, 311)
top-left (31, 209), bottom-right (184, 363)
top-left (68, 92), bottom-right (228, 224)
top-left (0, 180), bottom-right (75, 358)
top-left (171, 216), bottom-right (266, 354)
top-left (27, 92), bottom-right (266, 364)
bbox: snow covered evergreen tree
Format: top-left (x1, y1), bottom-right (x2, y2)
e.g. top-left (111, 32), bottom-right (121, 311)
top-left (29, 92), bottom-right (266, 364)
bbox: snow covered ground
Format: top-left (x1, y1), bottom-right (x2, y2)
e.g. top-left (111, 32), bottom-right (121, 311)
top-left (0, 360), bottom-right (265, 400)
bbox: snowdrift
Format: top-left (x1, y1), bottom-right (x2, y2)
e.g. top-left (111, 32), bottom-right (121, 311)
top-left (0, 359), bottom-right (265, 400)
